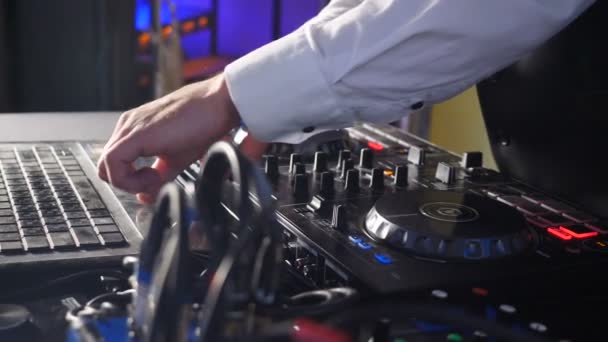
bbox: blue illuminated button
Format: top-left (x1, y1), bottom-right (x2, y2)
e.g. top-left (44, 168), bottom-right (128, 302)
top-left (349, 235), bottom-right (363, 244)
top-left (374, 253), bottom-right (393, 264)
top-left (357, 241), bottom-right (373, 250)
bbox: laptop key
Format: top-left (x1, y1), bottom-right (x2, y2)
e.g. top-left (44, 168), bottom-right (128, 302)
top-left (101, 232), bottom-right (126, 246)
top-left (17, 212), bottom-right (39, 220)
top-left (43, 217), bottom-right (66, 225)
top-left (18, 219), bottom-right (42, 228)
top-left (24, 236), bottom-right (49, 251)
top-left (1, 241), bottom-right (24, 253)
top-left (72, 228), bottom-right (100, 247)
top-left (65, 211), bottom-right (87, 219)
top-left (46, 224), bottom-right (69, 232)
top-left (92, 217), bottom-right (114, 226)
top-left (0, 233), bottom-right (21, 241)
top-left (0, 195), bottom-right (8, 202)
top-left (97, 224), bottom-right (119, 233)
top-left (0, 224), bottom-right (18, 233)
top-left (0, 216), bottom-right (16, 225)
top-left (0, 209), bottom-right (13, 217)
top-left (22, 227), bottom-right (45, 236)
top-left (69, 218), bottom-right (91, 227)
top-left (0, 203), bottom-right (10, 210)
top-left (49, 232), bottom-right (75, 249)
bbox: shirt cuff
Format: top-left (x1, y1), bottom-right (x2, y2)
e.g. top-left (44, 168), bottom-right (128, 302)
top-left (224, 28), bottom-right (346, 144)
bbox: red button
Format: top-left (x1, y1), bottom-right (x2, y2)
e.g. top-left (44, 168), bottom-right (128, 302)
top-left (547, 227), bottom-right (572, 240)
top-left (558, 225), bottom-right (598, 239)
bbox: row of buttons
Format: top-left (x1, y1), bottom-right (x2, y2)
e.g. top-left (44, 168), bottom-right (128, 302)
top-left (348, 235), bottom-right (393, 264)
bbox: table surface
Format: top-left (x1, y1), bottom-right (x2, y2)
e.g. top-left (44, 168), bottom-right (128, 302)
top-left (0, 111), bottom-right (121, 142)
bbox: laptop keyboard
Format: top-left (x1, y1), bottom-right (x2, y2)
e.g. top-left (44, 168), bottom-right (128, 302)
top-left (0, 145), bottom-right (126, 253)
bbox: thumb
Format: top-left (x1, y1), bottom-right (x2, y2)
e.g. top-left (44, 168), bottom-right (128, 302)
top-left (136, 157), bottom-right (184, 204)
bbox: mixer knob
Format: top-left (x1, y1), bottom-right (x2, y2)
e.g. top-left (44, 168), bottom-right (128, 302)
top-left (461, 151), bottom-right (483, 168)
top-left (313, 151), bottom-right (328, 173)
top-left (344, 169), bottom-right (360, 193)
top-left (336, 150), bottom-right (351, 170)
top-left (435, 162), bottom-right (456, 184)
top-left (370, 168), bottom-right (385, 192)
top-left (331, 204), bottom-right (348, 232)
top-left (393, 165), bottom-right (408, 187)
top-left (289, 153), bottom-right (302, 173)
top-left (407, 145), bottom-right (425, 165)
top-left (293, 162), bottom-right (306, 176)
top-left (319, 171), bottom-right (335, 198)
top-left (263, 155), bottom-right (279, 181)
top-left (311, 152), bottom-right (326, 173)
top-left (359, 148), bottom-right (374, 169)
top-left (293, 173), bottom-right (309, 201)
top-left (340, 159), bottom-right (354, 179)
top-left (307, 194), bottom-right (332, 215)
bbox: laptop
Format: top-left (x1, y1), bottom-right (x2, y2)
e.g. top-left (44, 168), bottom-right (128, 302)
top-left (0, 141), bottom-right (145, 270)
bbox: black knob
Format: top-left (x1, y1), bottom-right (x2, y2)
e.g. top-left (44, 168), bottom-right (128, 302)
top-left (435, 162), bottom-right (456, 184)
top-left (331, 205), bottom-right (347, 232)
top-left (340, 159), bottom-right (354, 179)
top-left (371, 318), bottom-right (391, 342)
top-left (407, 145), bottom-right (425, 165)
top-left (293, 173), bottom-right (309, 201)
top-left (359, 148), bottom-right (373, 169)
top-left (293, 162), bottom-right (306, 176)
top-left (370, 168), bottom-right (384, 192)
top-left (336, 150), bottom-right (351, 170)
top-left (394, 165), bottom-right (408, 187)
top-left (263, 155), bottom-right (279, 181)
top-left (289, 153), bottom-right (302, 173)
top-left (313, 151), bottom-right (328, 173)
top-left (344, 169), bottom-right (359, 193)
top-left (319, 171), bottom-right (335, 198)
top-left (461, 151), bottom-right (483, 168)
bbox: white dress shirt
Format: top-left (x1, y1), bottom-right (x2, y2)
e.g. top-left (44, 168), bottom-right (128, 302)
top-left (224, 0), bottom-right (595, 143)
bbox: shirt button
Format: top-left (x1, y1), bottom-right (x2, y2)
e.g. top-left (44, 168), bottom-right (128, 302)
top-left (410, 101), bottom-right (424, 110)
top-left (302, 126), bottom-right (315, 133)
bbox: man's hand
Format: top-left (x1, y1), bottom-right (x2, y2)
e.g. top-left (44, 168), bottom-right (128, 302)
top-left (97, 73), bottom-right (267, 203)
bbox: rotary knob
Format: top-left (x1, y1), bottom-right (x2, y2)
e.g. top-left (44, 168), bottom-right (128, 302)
top-left (319, 171), bottom-right (335, 198)
top-left (313, 151), bottom-right (328, 173)
top-left (336, 150), bottom-right (351, 171)
top-left (393, 165), bottom-right (408, 187)
top-left (340, 159), bottom-right (354, 179)
top-left (359, 148), bottom-right (374, 169)
top-left (263, 155), bottom-right (279, 181)
top-left (407, 146), bottom-right (425, 165)
top-left (370, 168), bottom-right (384, 192)
top-left (435, 162), bottom-right (456, 184)
top-left (344, 169), bottom-right (360, 194)
top-left (289, 153), bottom-right (302, 173)
top-left (293, 173), bottom-right (309, 201)
top-left (331, 204), bottom-right (348, 232)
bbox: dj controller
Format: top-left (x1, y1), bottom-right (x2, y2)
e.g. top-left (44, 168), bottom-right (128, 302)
top-left (249, 122), bottom-right (608, 341)
top-left (2, 122), bottom-right (608, 342)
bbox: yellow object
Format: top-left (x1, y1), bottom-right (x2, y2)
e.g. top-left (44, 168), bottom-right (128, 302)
top-left (430, 87), bottom-right (498, 170)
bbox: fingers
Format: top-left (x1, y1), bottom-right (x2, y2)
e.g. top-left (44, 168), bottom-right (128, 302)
top-left (101, 132), bottom-right (150, 193)
top-left (239, 134), bottom-right (269, 161)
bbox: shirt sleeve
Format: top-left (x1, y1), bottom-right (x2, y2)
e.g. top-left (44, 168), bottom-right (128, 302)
top-left (224, 0), bottom-right (595, 143)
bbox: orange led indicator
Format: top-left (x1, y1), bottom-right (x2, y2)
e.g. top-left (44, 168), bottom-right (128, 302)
top-left (181, 20), bottom-right (195, 33)
top-left (383, 170), bottom-right (394, 177)
top-left (138, 32), bottom-right (151, 47)
top-left (596, 241), bottom-right (607, 247)
top-left (198, 16), bottom-right (209, 28)
top-left (162, 26), bottom-right (173, 38)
